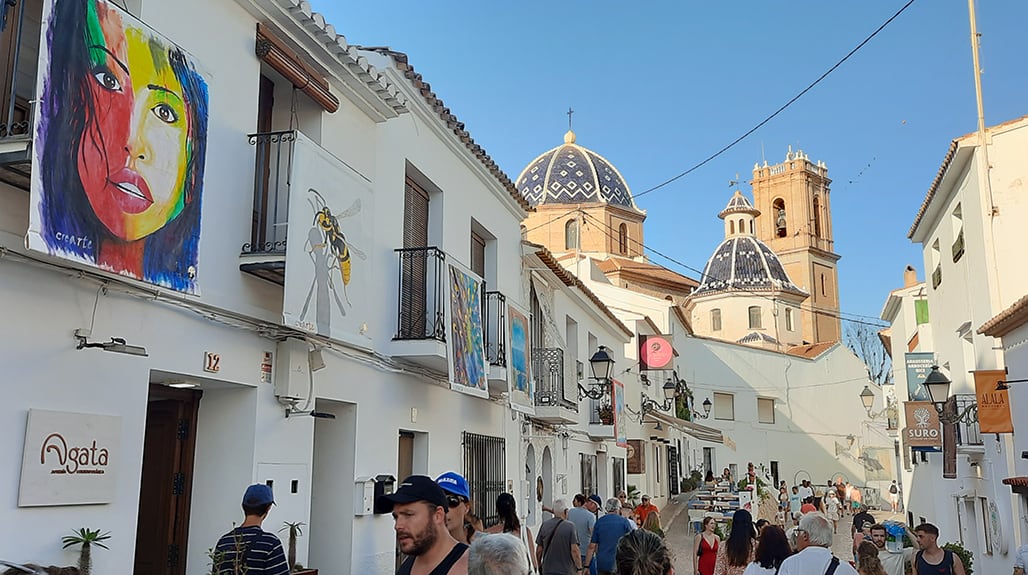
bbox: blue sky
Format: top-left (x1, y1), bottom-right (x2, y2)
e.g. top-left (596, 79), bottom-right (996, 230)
top-left (312, 0), bottom-right (1028, 323)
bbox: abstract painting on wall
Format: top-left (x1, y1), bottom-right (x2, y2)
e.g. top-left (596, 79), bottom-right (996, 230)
top-left (283, 133), bottom-right (373, 347)
top-left (613, 379), bottom-right (627, 447)
top-left (446, 261), bottom-right (488, 398)
top-left (508, 302), bottom-right (534, 414)
top-left (27, 0), bottom-right (209, 294)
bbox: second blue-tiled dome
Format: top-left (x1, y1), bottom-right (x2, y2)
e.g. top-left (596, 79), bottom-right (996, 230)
top-left (693, 237), bottom-right (804, 296)
top-left (516, 130), bottom-right (636, 209)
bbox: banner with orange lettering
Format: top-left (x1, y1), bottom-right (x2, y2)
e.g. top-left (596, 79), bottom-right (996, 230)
top-left (974, 370), bottom-right (1013, 433)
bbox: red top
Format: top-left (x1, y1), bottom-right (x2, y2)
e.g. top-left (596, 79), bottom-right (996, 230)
top-left (634, 502), bottom-right (659, 523)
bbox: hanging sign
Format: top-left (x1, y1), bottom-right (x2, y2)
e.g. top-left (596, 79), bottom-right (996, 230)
top-left (903, 401), bottom-right (941, 449)
top-left (639, 335), bottom-right (674, 371)
top-left (973, 370), bottom-right (1012, 433)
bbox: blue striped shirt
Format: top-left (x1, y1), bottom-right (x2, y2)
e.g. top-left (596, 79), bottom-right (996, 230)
top-left (214, 526), bottom-right (290, 575)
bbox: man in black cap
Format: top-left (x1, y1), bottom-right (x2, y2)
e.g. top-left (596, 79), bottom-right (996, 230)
top-left (213, 483), bottom-right (290, 574)
top-left (380, 475), bottom-right (469, 575)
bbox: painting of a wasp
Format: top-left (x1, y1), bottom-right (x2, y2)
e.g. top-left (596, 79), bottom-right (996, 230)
top-left (299, 188), bottom-right (366, 336)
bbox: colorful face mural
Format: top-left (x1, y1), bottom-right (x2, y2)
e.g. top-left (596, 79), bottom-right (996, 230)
top-left (29, 0), bottom-right (208, 293)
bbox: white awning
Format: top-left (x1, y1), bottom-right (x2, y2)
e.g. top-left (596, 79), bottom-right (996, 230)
top-left (645, 411), bottom-right (723, 444)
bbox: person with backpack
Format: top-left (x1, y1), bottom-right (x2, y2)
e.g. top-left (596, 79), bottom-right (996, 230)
top-left (778, 512), bottom-right (857, 575)
top-left (911, 523), bottom-right (965, 575)
top-left (888, 481), bottom-right (900, 513)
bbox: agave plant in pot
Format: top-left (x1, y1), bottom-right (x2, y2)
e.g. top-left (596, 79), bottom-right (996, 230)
top-left (280, 521), bottom-right (317, 574)
top-left (61, 528), bottom-right (110, 575)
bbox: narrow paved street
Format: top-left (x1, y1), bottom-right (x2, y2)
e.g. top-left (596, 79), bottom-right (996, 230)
top-left (662, 496), bottom-right (904, 573)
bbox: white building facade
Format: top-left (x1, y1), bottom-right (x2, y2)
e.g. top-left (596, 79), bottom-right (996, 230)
top-left (0, 0), bottom-right (637, 573)
top-left (899, 115), bottom-right (1028, 572)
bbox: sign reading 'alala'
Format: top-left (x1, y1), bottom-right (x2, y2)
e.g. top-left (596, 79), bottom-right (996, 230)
top-left (19, 409), bottom-right (121, 507)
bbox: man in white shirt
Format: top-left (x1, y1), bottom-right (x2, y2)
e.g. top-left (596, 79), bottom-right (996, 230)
top-left (779, 512), bottom-right (858, 575)
top-left (798, 480), bottom-right (814, 503)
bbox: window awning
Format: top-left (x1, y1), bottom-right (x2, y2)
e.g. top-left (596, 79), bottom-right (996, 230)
top-left (644, 411), bottom-right (723, 444)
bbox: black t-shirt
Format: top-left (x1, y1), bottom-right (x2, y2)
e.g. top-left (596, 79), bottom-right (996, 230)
top-left (852, 511), bottom-right (875, 533)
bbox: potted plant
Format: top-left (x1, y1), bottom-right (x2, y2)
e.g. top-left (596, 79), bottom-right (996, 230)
top-left (597, 404), bottom-right (614, 425)
top-left (61, 528), bottom-right (110, 575)
top-left (280, 522), bottom-right (317, 574)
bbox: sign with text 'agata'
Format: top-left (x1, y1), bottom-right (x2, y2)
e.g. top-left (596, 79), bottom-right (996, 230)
top-left (19, 409), bottom-right (121, 506)
top-left (903, 401), bottom-right (941, 449)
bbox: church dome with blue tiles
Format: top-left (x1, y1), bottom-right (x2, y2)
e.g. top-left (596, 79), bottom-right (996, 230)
top-left (516, 131), bottom-right (637, 210)
top-left (693, 192), bottom-right (805, 296)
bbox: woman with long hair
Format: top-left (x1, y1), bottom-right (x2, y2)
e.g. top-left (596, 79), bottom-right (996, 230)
top-left (693, 516), bottom-right (720, 575)
top-left (36, 0), bottom-right (208, 292)
top-left (616, 529), bottom-right (673, 575)
top-left (642, 510), bottom-right (664, 539)
top-left (741, 525), bottom-right (791, 575)
top-left (486, 492), bottom-right (537, 571)
top-left (713, 509), bottom-right (756, 575)
top-left (856, 541), bottom-right (886, 575)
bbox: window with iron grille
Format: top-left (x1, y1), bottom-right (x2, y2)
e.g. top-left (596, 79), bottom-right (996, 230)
top-left (463, 432), bottom-right (505, 527)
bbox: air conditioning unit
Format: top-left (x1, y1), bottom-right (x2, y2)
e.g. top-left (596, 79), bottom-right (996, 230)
top-left (274, 338), bottom-right (310, 402)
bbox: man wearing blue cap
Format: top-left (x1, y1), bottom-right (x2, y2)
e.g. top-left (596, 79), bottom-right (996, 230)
top-left (380, 475), bottom-right (469, 575)
top-left (213, 483), bottom-right (290, 574)
top-left (437, 471), bottom-right (480, 545)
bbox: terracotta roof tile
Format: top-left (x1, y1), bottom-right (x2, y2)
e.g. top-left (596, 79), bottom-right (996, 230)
top-left (978, 294), bottom-right (1028, 337)
top-left (785, 342), bottom-right (837, 359)
top-left (597, 257), bottom-right (699, 289)
top-left (363, 49), bottom-right (531, 212)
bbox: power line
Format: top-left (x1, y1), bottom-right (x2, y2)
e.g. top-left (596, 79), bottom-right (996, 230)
top-left (632, 0), bottom-right (918, 201)
top-left (578, 211), bottom-right (888, 328)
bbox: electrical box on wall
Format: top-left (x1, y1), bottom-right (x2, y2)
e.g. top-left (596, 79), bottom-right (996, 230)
top-left (274, 338), bottom-right (309, 401)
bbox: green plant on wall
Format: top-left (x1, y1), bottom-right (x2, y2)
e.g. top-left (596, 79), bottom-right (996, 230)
top-left (61, 528), bottom-right (110, 575)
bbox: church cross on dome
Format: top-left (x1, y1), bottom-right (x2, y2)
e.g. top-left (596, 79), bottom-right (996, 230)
top-left (567, 106), bottom-right (574, 131)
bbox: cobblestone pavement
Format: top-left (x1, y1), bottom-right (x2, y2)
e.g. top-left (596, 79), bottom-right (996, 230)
top-left (662, 498), bottom-right (904, 574)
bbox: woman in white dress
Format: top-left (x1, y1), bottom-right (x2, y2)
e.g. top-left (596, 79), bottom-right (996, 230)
top-left (824, 490), bottom-right (841, 534)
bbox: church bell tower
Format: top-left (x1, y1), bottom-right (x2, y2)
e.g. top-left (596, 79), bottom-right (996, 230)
top-left (750, 147), bottom-right (841, 343)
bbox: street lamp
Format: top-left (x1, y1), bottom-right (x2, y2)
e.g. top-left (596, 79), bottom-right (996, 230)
top-left (578, 346), bottom-right (614, 401)
top-left (641, 376), bottom-right (681, 414)
top-left (859, 385), bottom-right (875, 416)
top-left (693, 397), bottom-right (712, 419)
top-left (922, 365), bottom-right (978, 424)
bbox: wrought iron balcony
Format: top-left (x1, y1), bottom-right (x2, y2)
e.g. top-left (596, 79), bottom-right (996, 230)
top-left (0, 0), bottom-right (42, 190)
top-left (239, 130), bottom-right (295, 284)
top-left (395, 246), bottom-right (447, 342)
top-left (484, 291), bottom-right (507, 367)
top-left (953, 394), bottom-right (982, 447)
top-left (533, 347), bottom-right (577, 411)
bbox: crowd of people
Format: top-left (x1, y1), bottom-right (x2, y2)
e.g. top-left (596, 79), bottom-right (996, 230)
top-left (208, 473), bottom-right (966, 575)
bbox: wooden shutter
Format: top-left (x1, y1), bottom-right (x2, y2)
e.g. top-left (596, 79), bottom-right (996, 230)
top-left (404, 178), bottom-right (429, 249)
top-left (471, 231), bottom-right (486, 279)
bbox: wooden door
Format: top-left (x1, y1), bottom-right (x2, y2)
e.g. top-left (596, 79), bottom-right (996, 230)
top-left (133, 386), bottom-right (202, 575)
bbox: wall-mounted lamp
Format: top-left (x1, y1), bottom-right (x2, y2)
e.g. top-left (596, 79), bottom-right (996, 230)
top-left (285, 407), bottom-right (336, 419)
top-left (693, 397), bottom-right (713, 420)
top-left (923, 365), bottom-right (978, 424)
top-left (641, 376), bottom-right (682, 414)
top-left (75, 335), bottom-right (148, 357)
top-left (578, 346), bottom-right (614, 401)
